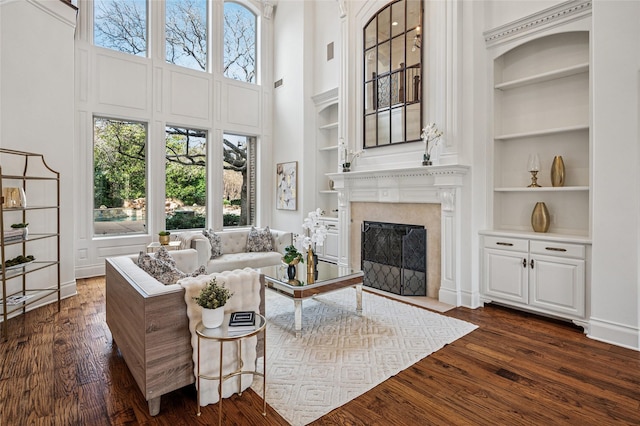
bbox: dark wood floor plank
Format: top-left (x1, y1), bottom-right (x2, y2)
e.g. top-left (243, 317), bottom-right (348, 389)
top-left (0, 277), bottom-right (639, 425)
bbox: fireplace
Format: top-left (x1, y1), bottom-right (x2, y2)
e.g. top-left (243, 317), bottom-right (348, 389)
top-left (329, 164), bottom-right (469, 306)
top-left (361, 221), bottom-right (426, 296)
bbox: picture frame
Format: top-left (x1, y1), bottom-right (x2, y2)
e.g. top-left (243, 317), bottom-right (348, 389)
top-left (276, 161), bottom-right (297, 210)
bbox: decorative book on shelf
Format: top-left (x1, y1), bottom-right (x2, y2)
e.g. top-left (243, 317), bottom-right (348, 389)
top-left (228, 311), bottom-right (256, 332)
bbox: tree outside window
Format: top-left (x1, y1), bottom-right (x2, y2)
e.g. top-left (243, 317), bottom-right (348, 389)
top-left (166, 0), bottom-right (207, 70)
top-left (223, 134), bottom-right (255, 227)
top-left (223, 2), bottom-right (257, 83)
top-left (165, 127), bottom-right (207, 230)
top-left (94, 0), bottom-right (147, 56)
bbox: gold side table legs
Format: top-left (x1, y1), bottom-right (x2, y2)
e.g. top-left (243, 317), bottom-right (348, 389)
top-left (195, 315), bottom-right (267, 424)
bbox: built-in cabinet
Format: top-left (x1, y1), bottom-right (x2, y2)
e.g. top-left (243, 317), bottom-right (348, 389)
top-left (482, 20), bottom-right (591, 326)
top-left (482, 234), bottom-right (586, 323)
top-left (316, 217), bottom-right (339, 263)
top-left (0, 149), bottom-right (60, 340)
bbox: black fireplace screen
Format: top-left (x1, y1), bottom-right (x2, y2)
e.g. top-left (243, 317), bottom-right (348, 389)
top-left (361, 221), bottom-right (426, 296)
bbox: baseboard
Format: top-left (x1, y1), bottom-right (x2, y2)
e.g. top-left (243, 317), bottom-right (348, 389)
top-left (588, 317), bottom-right (639, 351)
top-left (75, 263), bottom-right (105, 279)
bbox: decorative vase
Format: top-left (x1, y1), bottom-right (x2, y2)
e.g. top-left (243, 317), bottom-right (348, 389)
top-left (201, 306), bottom-right (225, 328)
top-left (531, 202), bottom-right (550, 233)
top-left (159, 235), bottom-right (170, 245)
top-left (22, 227), bottom-right (28, 240)
top-left (342, 163), bottom-right (351, 173)
top-left (287, 264), bottom-right (297, 280)
top-left (306, 248), bottom-right (315, 284)
top-left (551, 155), bottom-right (565, 187)
top-left (422, 154), bottom-right (432, 166)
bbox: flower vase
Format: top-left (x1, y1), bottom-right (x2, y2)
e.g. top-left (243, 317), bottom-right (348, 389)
top-left (342, 163), bottom-right (351, 173)
top-left (306, 248), bottom-right (315, 284)
top-left (201, 306), bottom-right (225, 328)
top-left (422, 154), bottom-right (432, 166)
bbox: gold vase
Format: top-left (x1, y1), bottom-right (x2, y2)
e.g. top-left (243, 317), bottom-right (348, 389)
top-left (531, 202), bottom-right (550, 233)
top-left (306, 248), bottom-right (315, 284)
top-left (551, 155), bottom-right (565, 187)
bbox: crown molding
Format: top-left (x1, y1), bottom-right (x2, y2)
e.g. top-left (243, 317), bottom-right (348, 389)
top-left (484, 0), bottom-right (591, 48)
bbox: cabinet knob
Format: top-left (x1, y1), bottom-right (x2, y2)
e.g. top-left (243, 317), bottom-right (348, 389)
top-left (530, 259), bottom-right (535, 269)
top-left (522, 258), bottom-right (527, 268)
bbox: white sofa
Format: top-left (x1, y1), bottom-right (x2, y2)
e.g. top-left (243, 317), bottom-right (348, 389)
top-left (176, 228), bottom-right (292, 273)
top-left (105, 249), bottom-right (265, 416)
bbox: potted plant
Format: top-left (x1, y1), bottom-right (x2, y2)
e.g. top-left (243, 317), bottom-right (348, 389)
top-left (11, 222), bottom-right (29, 239)
top-left (282, 244), bottom-right (304, 280)
top-left (158, 230), bottom-right (171, 245)
top-left (193, 277), bottom-right (233, 328)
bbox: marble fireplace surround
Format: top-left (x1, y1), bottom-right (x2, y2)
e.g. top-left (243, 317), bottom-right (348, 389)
top-left (330, 165), bottom-right (469, 306)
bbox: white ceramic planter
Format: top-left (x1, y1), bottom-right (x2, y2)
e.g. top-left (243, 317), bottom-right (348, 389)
top-left (201, 306), bottom-right (225, 328)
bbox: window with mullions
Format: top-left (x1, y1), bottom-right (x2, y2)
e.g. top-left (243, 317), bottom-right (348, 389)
top-left (363, 0), bottom-right (422, 148)
top-left (93, 118), bottom-right (147, 236)
top-left (94, 0), bottom-right (147, 56)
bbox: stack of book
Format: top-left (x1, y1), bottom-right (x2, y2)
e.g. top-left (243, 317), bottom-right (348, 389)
top-left (3, 229), bottom-right (24, 242)
top-left (228, 311), bottom-right (256, 334)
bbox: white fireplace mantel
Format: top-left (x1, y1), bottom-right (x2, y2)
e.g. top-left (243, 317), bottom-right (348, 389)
top-left (329, 164), bottom-right (470, 306)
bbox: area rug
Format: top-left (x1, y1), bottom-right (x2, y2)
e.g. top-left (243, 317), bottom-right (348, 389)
top-left (251, 287), bottom-right (477, 425)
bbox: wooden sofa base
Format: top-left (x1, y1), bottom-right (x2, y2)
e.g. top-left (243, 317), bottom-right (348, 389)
top-left (105, 259), bottom-right (267, 416)
top-left (106, 259), bottom-right (194, 416)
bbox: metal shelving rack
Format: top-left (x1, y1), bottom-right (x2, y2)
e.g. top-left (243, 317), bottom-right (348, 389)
top-left (0, 148), bottom-right (60, 340)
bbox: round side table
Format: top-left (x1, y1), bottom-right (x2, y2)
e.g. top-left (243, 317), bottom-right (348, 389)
top-left (195, 313), bottom-right (267, 425)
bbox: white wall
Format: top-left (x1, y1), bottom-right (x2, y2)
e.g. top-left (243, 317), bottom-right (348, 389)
top-left (590, 0), bottom-right (640, 349)
top-left (312, 0), bottom-right (341, 96)
top-left (0, 0), bottom-right (77, 302)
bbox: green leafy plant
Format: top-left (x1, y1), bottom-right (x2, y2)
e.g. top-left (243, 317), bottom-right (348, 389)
top-left (10, 223), bottom-right (28, 228)
top-left (193, 278), bottom-right (233, 310)
top-left (158, 230), bottom-right (171, 236)
top-left (283, 244), bottom-right (304, 265)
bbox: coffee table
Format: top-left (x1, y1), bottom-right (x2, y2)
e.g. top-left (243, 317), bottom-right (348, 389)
top-left (260, 261), bottom-right (364, 335)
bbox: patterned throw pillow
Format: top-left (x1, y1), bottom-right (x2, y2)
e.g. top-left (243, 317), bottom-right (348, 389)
top-left (202, 229), bottom-right (223, 259)
top-left (137, 251), bottom-right (206, 285)
top-left (246, 226), bottom-right (273, 252)
top-left (154, 246), bottom-right (176, 267)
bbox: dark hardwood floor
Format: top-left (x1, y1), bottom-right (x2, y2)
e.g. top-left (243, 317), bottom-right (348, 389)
top-left (1, 276), bottom-right (639, 425)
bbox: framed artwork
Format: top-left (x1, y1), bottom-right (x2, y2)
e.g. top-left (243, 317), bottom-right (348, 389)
top-left (276, 161), bottom-right (297, 210)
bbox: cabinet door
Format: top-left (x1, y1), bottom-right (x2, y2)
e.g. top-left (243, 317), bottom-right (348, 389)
top-left (529, 254), bottom-right (585, 318)
top-left (483, 248), bottom-right (528, 303)
top-left (320, 228), bottom-right (339, 263)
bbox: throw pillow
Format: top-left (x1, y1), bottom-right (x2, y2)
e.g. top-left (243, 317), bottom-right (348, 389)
top-left (246, 226), bottom-right (273, 252)
top-left (137, 252), bottom-right (183, 285)
top-left (154, 246), bottom-right (176, 267)
top-left (137, 252), bottom-right (207, 285)
top-left (202, 229), bottom-right (223, 259)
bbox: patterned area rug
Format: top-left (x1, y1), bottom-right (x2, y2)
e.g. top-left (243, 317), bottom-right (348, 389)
top-left (251, 287), bottom-right (477, 425)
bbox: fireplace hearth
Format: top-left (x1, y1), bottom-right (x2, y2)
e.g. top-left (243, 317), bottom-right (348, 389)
top-left (361, 221), bottom-right (426, 296)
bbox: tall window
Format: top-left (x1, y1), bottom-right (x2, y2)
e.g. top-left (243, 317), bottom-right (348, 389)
top-left (223, 2), bottom-right (257, 83)
top-left (363, 0), bottom-right (422, 148)
top-left (223, 134), bottom-right (256, 227)
top-left (165, 127), bottom-right (207, 230)
top-left (166, 0), bottom-right (208, 71)
top-left (93, 118), bottom-right (147, 236)
top-left (94, 0), bottom-right (147, 56)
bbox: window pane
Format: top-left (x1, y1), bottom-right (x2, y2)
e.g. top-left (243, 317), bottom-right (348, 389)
top-left (223, 134), bottom-right (255, 227)
top-left (364, 17), bottom-right (377, 49)
top-left (407, 0), bottom-right (421, 30)
top-left (93, 118), bottom-right (147, 236)
top-left (406, 103), bottom-right (421, 141)
top-left (94, 0), bottom-right (147, 56)
top-left (377, 7), bottom-right (391, 43)
top-left (391, 1), bottom-right (405, 37)
top-left (224, 3), bottom-right (257, 83)
top-left (378, 41), bottom-right (391, 75)
top-left (165, 127), bottom-right (207, 231)
top-left (377, 110), bottom-right (390, 146)
top-left (391, 106), bottom-right (404, 144)
top-left (166, 0), bottom-right (207, 71)
top-left (364, 114), bottom-right (377, 148)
